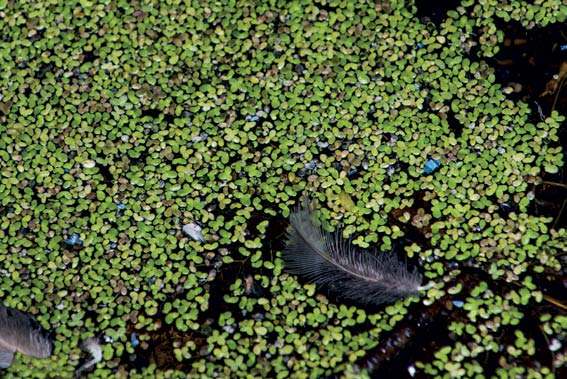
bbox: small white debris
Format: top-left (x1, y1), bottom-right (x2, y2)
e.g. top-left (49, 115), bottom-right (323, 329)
top-left (526, 191), bottom-right (535, 200)
top-left (408, 364), bottom-right (416, 377)
top-left (82, 160), bottom-right (96, 168)
top-left (75, 338), bottom-right (102, 375)
top-left (191, 132), bottom-right (208, 143)
top-left (183, 223), bottom-right (205, 242)
top-left (549, 339), bottom-right (562, 352)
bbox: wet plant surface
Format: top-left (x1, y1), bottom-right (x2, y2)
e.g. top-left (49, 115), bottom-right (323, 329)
top-left (0, 0), bottom-right (566, 378)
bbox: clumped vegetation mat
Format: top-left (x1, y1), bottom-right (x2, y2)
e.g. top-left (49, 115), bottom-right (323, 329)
top-left (0, 0), bottom-right (566, 378)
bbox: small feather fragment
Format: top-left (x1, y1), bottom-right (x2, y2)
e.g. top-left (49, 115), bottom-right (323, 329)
top-left (82, 160), bottom-right (96, 169)
top-left (75, 338), bottom-right (102, 375)
top-left (0, 306), bottom-right (53, 368)
top-left (182, 222), bottom-right (205, 241)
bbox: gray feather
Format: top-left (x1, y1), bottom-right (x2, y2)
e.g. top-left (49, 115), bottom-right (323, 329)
top-left (0, 306), bottom-right (53, 368)
top-left (283, 199), bottom-right (423, 305)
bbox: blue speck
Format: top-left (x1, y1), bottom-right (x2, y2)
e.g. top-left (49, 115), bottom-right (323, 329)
top-left (64, 233), bottom-right (83, 246)
top-left (130, 333), bottom-right (140, 347)
top-left (561, 44), bottom-right (567, 51)
top-left (347, 168), bottom-right (357, 176)
top-left (117, 203), bottom-right (126, 210)
top-left (417, 42), bottom-right (424, 48)
top-left (452, 300), bottom-right (464, 308)
top-left (423, 159), bottom-right (441, 174)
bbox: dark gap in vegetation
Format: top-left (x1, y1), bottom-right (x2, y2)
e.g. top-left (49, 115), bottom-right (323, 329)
top-left (488, 20), bottom-right (567, 229)
top-left (490, 20), bottom-right (567, 118)
top-left (450, 266), bottom-right (555, 377)
top-left (124, 323), bottom-right (193, 371)
top-left (127, 149), bottom-right (149, 167)
top-left (96, 163), bottom-right (114, 186)
top-left (414, 0), bottom-right (459, 26)
top-left (411, 189), bottom-right (433, 215)
top-left (139, 108), bottom-right (173, 124)
top-left (531, 179), bottom-right (567, 228)
top-left (362, 271), bottom-right (469, 377)
top-left (81, 50), bottom-right (97, 65)
top-left (485, 195), bottom-right (520, 218)
top-left (28, 28), bottom-right (46, 43)
top-left (35, 61), bottom-right (56, 81)
top-left (312, 0), bottom-right (337, 15)
top-left (161, 112), bottom-right (176, 126)
top-left (483, 304), bottom-right (555, 376)
top-left (368, 309), bottom-right (451, 378)
top-left (444, 109), bottom-right (462, 138)
top-left (529, 266), bottom-right (567, 307)
top-left (22, 85), bottom-right (32, 98)
top-left (362, 236), bottom-right (566, 376)
top-left (388, 207), bottom-right (433, 249)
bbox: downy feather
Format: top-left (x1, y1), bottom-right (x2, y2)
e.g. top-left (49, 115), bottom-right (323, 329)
top-left (0, 305), bottom-right (53, 368)
top-left (283, 199), bottom-right (424, 305)
top-left (75, 337), bottom-right (103, 375)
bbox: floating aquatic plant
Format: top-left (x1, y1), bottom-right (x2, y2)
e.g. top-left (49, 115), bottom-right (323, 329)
top-left (0, 0), bottom-right (563, 377)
